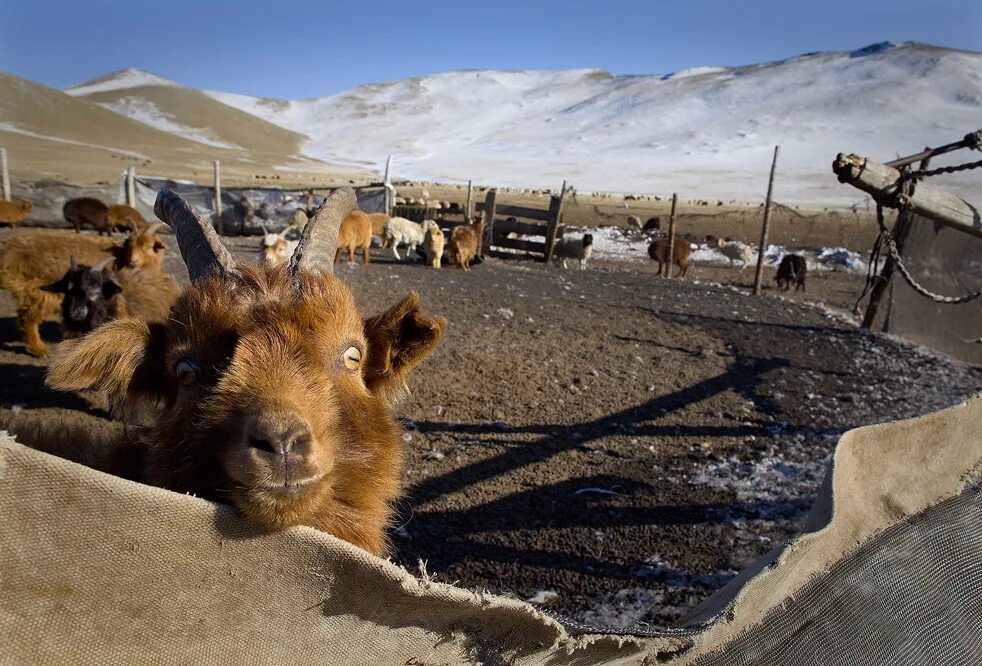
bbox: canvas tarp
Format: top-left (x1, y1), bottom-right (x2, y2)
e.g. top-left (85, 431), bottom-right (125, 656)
top-left (1, 396), bottom-right (980, 665)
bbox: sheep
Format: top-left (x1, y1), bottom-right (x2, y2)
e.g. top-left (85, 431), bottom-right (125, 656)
top-left (336, 209), bottom-right (374, 264)
top-left (775, 254), bottom-right (807, 291)
top-left (0, 223), bottom-right (167, 356)
top-left (715, 238), bottom-right (754, 269)
top-left (647, 238), bottom-right (691, 277)
top-left (552, 234), bottom-right (594, 270)
top-left (422, 219), bottom-right (445, 269)
top-left (42, 257), bottom-right (181, 337)
top-left (382, 217), bottom-right (425, 260)
top-left (0, 199), bottom-right (33, 227)
top-left (626, 215), bottom-right (642, 230)
top-left (448, 218), bottom-right (485, 270)
top-left (3, 188), bottom-right (445, 555)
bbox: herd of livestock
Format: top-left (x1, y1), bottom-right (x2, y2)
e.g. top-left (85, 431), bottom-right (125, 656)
top-left (0, 187), bottom-right (809, 554)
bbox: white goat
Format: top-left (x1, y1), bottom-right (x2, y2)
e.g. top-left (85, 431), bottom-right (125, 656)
top-left (717, 238), bottom-right (754, 269)
top-left (383, 217), bottom-right (425, 260)
top-left (258, 225), bottom-right (299, 266)
top-left (551, 233), bottom-right (594, 270)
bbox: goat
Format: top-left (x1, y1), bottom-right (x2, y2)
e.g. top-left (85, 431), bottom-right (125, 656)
top-left (552, 233), bottom-right (594, 270)
top-left (0, 223), bottom-right (167, 356)
top-left (448, 218), bottom-right (485, 271)
top-left (647, 238), bottom-right (691, 277)
top-left (42, 256), bottom-right (181, 337)
top-left (258, 224), bottom-right (299, 267)
top-left (422, 219), bottom-right (445, 269)
top-left (63, 198), bottom-right (110, 235)
top-left (368, 212), bottom-right (389, 240)
top-left (382, 217), bottom-right (425, 260)
top-left (775, 254), bottom-right (807, 291)
top-left (0, 199), bottom-right (33, 228)
top-left (5, 188), bottom-right (445, 555)
top-left (715, 238), bottom-right (754, 269)
top-left (336, 209), bottom-right (373, 264)
top-left (108, 204), bottom-right (147, 233)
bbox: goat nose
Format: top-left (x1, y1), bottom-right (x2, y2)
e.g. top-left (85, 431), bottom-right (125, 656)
top-left (246, 418), bottom-right (311, 459)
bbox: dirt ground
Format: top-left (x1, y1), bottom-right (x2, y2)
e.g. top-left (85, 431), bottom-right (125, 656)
top-left (1, 228), bottom-right (979, 630)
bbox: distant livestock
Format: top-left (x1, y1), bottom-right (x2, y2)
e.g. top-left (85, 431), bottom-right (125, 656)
top-left (62, 198), bottom-right (145, 234)
top-left (715, 238), bottom-right (754, 269)
top-left (626, 215), bottom-right (642, 230)
top-left (0, 199), bottom-right (33, 227)
top-left (448, 218), bottom-right (485, 270)
top-left (552, 234), bottom-right (594, 270)
top-left (258, 227), bottom-right (298, 267)
top-left (383, 217), bottom-right (425, 260)
top-left (422, 220), bottom-right (445, 269)
top-left (336, 210), bottom-right (374, 264)
top-left (648, 238), bottom-right (691, 277)
top-left (775, 254), bottom-right (807, 291)
top-left (108, 204), bottom-right (147, 232)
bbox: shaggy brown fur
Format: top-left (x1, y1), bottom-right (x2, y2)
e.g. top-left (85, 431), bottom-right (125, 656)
top-left (775, 254), bottom-right (807, 291)
top-left (647, 238), bottom-right (691, 277)
top-left (63, 197), bottom-right (110, 235)
top-left (368, 212), bottom-right (389, 238)
top-left (336, 210), bottom-right (373, 263)
top-left (32, 264), bottom-right (444, 555)
top-left (448, 219), bottom-right (485, 270)
top-left (0, 199), bottom-right (33, 227)
top-left (0, 226), bottom-right (167, 356)
top-left (107, 204), bottom-right (148, 233)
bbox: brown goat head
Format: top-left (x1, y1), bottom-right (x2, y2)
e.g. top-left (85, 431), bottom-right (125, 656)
top-left (47, 188), bottom-right (445, 554)
top-left (119, 222), bottom-right (167, 271)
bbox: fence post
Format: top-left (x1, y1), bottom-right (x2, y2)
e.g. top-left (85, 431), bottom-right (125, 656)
top-left (665, 193), bottom-right (678, 277)
top-left (126, 167), bottom-right (136, 207)
top-left (753, 145), bottom-right (780, 295)
top-left (481, 189), bottom-right (497, 256)
top-left (465, 180), bottom-right (473, 220)
top-left (383, 155), bottom-right (393, 216)
top-left (0, 148), bottom-right (10, 201)
top-left (213, 159), bottom-right (223, 235)
top-left (544, 180), bottom-right (568, 263)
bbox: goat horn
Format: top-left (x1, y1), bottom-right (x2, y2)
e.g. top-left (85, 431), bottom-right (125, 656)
top-left (93, 257), bottom-right (115, 272)
top-left (154, 190), bottom-right (238, 282)
top-left (259, 223), bottom-right (270, 235)
top-left (288, 187), bottom-right (356, 277)
top-left (142, 221), bottom-right (165, 237)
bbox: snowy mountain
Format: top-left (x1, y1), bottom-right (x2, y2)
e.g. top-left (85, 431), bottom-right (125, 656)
top-left (65, 42), bottom-right (982, 205)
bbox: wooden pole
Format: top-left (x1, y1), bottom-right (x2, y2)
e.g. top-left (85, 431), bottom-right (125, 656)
top-left (213, 160), bottom-right (223, 235)
top-left (383, 155), bottom-right (393, 216)
top-left (665, 193), bottom-right (678, 277)
top-left (833, 152), bottom-right (981, 239)
top-left (0, 148), bottom-right (10, 201)
top-left (465, 180), bottom-right (473, 220)
top-left (544, 180), bottom-right (568, 263)
top-left (481, 189), bottom-right (497, 256)
top-left (862, 149), bottom-right (932, 330)
top-left (125, 166), bottom-right (136, 208)
top-left (753, 146), bottom-right (780, 295)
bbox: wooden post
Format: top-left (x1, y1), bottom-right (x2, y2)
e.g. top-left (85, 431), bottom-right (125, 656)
top-left (465, 180), bottom-right (473, 220)
top-left (544, 180), bottom-right (568, 263)
top-left (753, 146), bottom-right (780, 295)
top-left (862, 149), bottom-right (932, 330)
top-left (125, 166), bottom-right (136, 208)
top-left (213, 160), bottom-right (223, 235)
top-left (833, 152), bottom-right (981, 239)
top-left (665, 193), bottom-right (678, 277)
top-left (383, 155), bottom-right (393, 216)
top-left (0, 148), bottom-right (10, 201)
top-left (481, 189), bottom-right (497, 256)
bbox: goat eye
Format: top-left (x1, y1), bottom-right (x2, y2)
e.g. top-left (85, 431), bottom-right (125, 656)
top-left (174, 358), bottom-right (200, 385)
top-left (341, 346), bottom-right (362, 371)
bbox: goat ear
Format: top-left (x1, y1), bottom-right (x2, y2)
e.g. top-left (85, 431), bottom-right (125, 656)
top-left (47, 318), bottom-right (168, 410)
top-left (40, 277), bottom-right (69, 294)
top-left (362, 292), bottom-right (445, 404)
top-left (101, 274), bottom-right (123, 298)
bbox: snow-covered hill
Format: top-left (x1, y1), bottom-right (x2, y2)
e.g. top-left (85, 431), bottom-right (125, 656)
top-left (68, 43), bottom-right (982, 205)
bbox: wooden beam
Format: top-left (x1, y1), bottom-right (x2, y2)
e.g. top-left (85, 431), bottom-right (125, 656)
top-left (754, 146), bottom-right (780, 295)
top-left (465, 180), bottom-right (473, 220)
top-left (495, 218), bottom-right (548, 237)
top-left (544, 181), bottom-right (568, 263)
top-left (125, 167), bottom-right (136, 208)
top-left (833, 153), bottom-right (982, 239)
top-left (481, 189), bottom-right (496, 257)
top-left (492, 236), bottom-right (546, 254)
top-left (475, 203), bottom-right (552, 222)
top-left (0, 148), bottom-right (10, 201)
top-left (665, 193), bottom-right (678, 278)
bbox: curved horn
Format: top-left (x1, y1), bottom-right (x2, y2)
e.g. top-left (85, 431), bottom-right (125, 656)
top-left (141, 221), bottom-right (165, 237)
top-left (93, 257), bottom-right (115, 272)
top-left (288, 187), bottom-right (357, 277)
top-left (154, 190), bottom-right (237, 282)
top-left (259, 222), bottom-right (270, 235)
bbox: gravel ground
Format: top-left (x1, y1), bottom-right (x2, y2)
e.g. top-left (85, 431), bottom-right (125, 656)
top-left (1, 230), bottom-right (978, 629)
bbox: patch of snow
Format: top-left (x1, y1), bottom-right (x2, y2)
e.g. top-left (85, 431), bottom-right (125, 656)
top-left (67, 68), bottom-right (180, 96)
top-left (0, 122), bottom-right (151, 160)
top-left (661, 66), bottom-right (728, 80)
top-left (98, 97), bottom-right (238, 148)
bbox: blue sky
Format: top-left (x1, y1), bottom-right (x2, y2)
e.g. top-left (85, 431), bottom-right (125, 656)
top-left (1, 0), bottom-right (979, 98)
